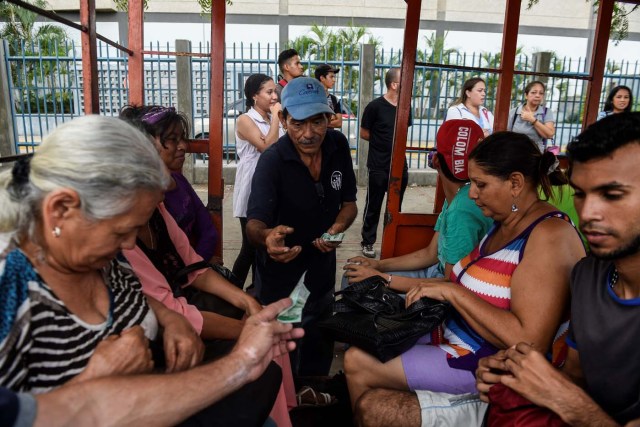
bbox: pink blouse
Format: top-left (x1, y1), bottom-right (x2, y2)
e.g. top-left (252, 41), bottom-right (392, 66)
top-left (123, 203), bottom-right (208, 333)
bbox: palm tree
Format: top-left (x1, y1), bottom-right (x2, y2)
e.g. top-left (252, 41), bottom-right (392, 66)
top-left (414, 32), bottom-right (460, 118)
top-left (1, 0), bottom-right (72, 113)
top-left (289, 23), bottom-right (380, 116)
top-left (0, 0), bottom-right (67, 49)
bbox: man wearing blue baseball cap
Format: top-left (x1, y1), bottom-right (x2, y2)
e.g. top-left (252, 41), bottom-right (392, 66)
top-left (247, 77), bottom-right (358, 377)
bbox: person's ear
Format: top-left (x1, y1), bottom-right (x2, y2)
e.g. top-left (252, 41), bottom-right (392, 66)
top-left (278, 110), bottom-right (287, 129)
top-left (432, 154), bottom-right (441, 170)
top-left (152, 136), bottom-right (163, 152)
top-left (509, 172), bottom-right (525, 197)
top-left (41, 188), bottom-right (82, 234)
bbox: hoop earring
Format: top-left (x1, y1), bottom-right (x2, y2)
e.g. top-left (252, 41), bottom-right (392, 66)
top-left (52, 226), bottom-right (61, 237)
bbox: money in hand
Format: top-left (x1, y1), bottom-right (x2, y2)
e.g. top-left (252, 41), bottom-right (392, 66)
top-left (321, 232), bottom-right (345, 243)
top-left (277, 271), bottom-right (310, 323)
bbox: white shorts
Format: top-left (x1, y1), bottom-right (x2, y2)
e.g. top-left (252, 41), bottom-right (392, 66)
top-left (417, 390), bottom-right (488, 427)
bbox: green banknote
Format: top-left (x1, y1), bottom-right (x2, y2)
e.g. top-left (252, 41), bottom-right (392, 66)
top-left (321, 232), bottom-right (345, 242)
top-left (277, 271), bottom-right (310, 323)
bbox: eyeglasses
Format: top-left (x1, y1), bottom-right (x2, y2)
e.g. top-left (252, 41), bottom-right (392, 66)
top-left (141, 106), bottom-right (176, 125)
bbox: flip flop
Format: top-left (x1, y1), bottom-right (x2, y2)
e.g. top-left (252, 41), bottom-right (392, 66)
top-left (296, 385), bottom-right (337, 407)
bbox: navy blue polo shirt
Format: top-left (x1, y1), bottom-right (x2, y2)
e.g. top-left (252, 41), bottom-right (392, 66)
top-left (247, 130), bottom-right (357, 304)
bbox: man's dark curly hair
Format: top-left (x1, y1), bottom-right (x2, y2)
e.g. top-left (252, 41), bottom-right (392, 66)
top-left (567, 112), bottom-right (640, 163)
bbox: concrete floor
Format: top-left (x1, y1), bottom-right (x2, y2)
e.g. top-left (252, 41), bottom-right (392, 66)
top-left (193, 183), bottom-right (437, 374)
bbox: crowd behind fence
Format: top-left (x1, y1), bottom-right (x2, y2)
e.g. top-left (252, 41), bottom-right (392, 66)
top-left (4, 39), bottom-right (640, 169)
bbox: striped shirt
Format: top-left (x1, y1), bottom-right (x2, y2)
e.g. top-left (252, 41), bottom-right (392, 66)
top-left (0, 250), bottom-right (157, 393)
top-left (433, 211), bottom-right (573, 371)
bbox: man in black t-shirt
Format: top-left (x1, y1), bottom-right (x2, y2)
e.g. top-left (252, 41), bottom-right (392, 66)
top-left (359, 68), bottom-right (410, 258)
top-left (473, 113), bottom-right (640, 426)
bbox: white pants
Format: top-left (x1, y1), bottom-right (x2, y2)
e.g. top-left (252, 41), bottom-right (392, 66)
top-left (417, 390), bottom-right (488, 427)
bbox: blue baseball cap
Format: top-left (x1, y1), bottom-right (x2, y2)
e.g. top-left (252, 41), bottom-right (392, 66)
top-left (281, 77), bottom-right (334, 120)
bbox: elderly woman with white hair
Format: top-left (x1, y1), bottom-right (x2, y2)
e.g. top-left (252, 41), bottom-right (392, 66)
top-left (0, 116), bottom-right (284, 427)
top-left (0, 115), bottom-right (205, 394)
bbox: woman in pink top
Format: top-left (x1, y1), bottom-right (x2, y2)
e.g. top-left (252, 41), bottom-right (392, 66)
top-left (122, 203), bottom-right (261, 340)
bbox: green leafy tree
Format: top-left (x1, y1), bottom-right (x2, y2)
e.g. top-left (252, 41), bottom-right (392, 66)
top-left (414, 32), bottom-right (460, 118)
top-left (527, 0), bottom-right (639, 45)
top-left (289, 24), bottom-right (380, 116)
top-left (0, 0), bottom-right (73, 113)
top-left (0, 0), bottom-right (67, 48)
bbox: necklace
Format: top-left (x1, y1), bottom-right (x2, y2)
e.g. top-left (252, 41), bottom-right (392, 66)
top-left (610, 268), bottom-right (619, 289)
top-left (147, 222), bottom-right (156, 250)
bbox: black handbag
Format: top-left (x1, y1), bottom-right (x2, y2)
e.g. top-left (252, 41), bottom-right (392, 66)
top-left (318, 275), bottom-right (451, 362)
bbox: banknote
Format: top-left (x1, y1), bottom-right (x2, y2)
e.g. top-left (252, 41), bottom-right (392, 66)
top-left (321, 232), bottom-right (345, 243)
top-left (277, 271), bottom-right (310, 323)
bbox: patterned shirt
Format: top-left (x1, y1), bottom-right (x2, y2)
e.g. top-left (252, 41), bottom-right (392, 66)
top-left (0, 250), bottom-right (157, 393)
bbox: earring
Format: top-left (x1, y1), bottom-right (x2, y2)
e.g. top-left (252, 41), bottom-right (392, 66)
top-left (52, 226), bottom-right (61, 237)
top-left (511, 203), bottom-right (519, 212)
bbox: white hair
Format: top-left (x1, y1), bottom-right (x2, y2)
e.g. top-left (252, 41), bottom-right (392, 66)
top-left (0, 115), bottom-right (170, 241)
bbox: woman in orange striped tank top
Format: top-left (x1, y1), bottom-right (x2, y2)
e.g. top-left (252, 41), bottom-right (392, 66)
top-left (345, 131), bottom-right (586, 423)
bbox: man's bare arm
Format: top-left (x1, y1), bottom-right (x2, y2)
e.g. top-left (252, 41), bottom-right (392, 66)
top-left (502, 344), bottom-right (618, 427)
top-left (34, 300), bottom-right (304, 427)
top-left (331, 201), bottom-right (358, 234)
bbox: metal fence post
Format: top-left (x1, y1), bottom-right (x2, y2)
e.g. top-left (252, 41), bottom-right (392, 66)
top-left (0, 41), bottom-right (16, 156)
top-left (176, 39), bottom-right (195, 182)
top-left (357, 43), bottom-right (375, 186)
top-left (533, 51), bottom-right (552, 85)
top-left (279, 0), bottom-right (289, 48)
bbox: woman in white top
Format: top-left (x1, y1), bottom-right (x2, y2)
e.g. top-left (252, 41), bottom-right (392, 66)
top-left (445, 77), bottom-right (494, 137)
top-left (508, 80), bottom-right (556, 152)
top-left (232, 74), bottom-right (284, 285)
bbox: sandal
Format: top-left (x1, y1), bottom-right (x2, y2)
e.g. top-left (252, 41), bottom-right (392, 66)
top-left (296, 385), bottom-right (337, 407)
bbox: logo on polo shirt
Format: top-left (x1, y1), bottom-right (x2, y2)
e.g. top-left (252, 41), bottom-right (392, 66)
top-left (331, 171), bottom-right (342, 190)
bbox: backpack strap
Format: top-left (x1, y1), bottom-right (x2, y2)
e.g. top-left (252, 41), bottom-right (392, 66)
top-left (511, 104), bottom-right (521, 129)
